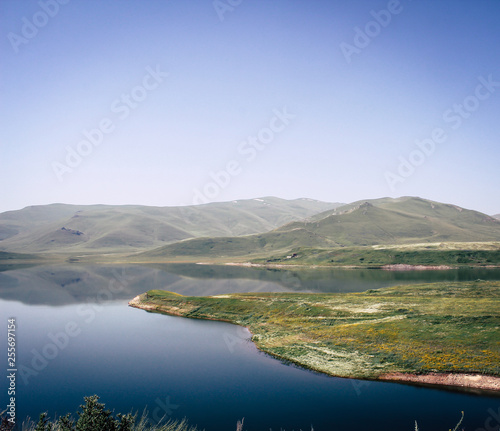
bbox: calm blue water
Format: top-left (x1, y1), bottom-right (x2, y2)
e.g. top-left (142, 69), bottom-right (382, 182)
top-left (1, 264), bottom-right (499, 430)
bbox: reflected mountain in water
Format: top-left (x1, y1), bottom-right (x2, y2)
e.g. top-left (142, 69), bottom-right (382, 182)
top-left (2, 263), bottom-right (500, 306)
top-left (153, 262), bottom-right (500, 292)
top-left (0, 264), bottom-right (289, 305)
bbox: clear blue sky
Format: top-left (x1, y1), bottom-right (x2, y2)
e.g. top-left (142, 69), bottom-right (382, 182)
top-left (1, 0), bottom-right (499, 214)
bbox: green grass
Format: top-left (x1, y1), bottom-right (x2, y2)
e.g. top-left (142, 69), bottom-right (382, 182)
top-left (133, 281), bottom-right (500, 380)
top-left (135, 228), bottom-right (337, 260)
top-left (253, 245), bottom-right (500, 267)
top-left (21, 415), bottom-right (198, 431)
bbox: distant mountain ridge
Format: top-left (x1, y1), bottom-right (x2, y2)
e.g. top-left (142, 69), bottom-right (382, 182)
top-left (2, 196), bottom-right (498, 259)
top-left (139, 197), bottom-right (500, 259)
top-left (0, 198), bottom-right (342, 253)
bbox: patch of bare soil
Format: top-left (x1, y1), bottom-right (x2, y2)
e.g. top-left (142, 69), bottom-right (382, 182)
top-left (380, 372), bottom-right (500, 392)
top-left (381, 264), bottom-right (454, 271)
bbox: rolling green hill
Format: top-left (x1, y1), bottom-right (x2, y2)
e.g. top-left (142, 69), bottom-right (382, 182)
top-left (281, 197), bottom-right (499, 246)
top-left (137, 197), bottom-right (500, 261)
top-left (494, 214), bottom-right (500, 220)
top-left (139, 226), bottom-right (338, 259)
top-left (0, 198), bottom-right (341, 254)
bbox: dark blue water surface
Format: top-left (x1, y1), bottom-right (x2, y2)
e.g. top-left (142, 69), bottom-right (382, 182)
top-left (1, 264), bottom-right (499, 431)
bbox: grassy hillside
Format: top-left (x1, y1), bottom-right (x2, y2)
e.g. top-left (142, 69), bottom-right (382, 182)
top-left (0, 198), bottom-right (341, 254)
top-left (3, 196), bottom-right (498, 263)
top-left (255, 244), bottom-right (500, 267)
top-left (0, 204), bottom-right (103, 241)
top-left (137, 227), bottom-right (338, 260)
top-left (281, 197), bottom-right (500, 246)
top-left (137, 197), bottom-right (500, 263)
top-left (131, 280), bottom-right (500, 380)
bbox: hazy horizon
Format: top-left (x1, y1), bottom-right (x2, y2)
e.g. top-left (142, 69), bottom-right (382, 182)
top-left (2, 1), bottom-right (499, 215)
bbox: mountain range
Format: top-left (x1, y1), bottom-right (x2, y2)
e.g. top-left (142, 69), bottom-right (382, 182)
top-left (0, 198), bottom-right (341, 253)
top-left (138, 197), bottom-right (500, 260)
top-left (0, 196), bottom-right (499, 261)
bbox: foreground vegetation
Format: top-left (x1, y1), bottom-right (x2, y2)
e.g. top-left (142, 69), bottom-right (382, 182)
top-left (0, 396), bottom-right (465, 431)
top-left (132, 281), bottom-right (500, 381)
top-left (6, 395), bottom-right (198, 431)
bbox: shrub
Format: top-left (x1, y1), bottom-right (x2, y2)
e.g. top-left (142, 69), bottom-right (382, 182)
top-left (24, 396), bottom-right (196, 431)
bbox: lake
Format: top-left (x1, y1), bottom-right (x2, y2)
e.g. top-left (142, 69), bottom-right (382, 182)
top-left (1, 264), bottom-right (499, 430)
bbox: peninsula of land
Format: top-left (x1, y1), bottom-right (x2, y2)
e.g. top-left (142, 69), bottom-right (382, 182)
top-left (129, 280), bottom-right (500, 393)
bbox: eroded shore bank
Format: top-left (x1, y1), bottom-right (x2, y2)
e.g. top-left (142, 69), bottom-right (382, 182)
top-left (223, 262), bottom-right (457, 270)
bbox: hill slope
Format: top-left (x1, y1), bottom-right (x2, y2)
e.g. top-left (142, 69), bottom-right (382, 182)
top-left (139, 197), bottom-right (500, 260)
top-left (281, 197), bottom-right (499, 246)
top-left (0, 198), bottom-right (341, 253)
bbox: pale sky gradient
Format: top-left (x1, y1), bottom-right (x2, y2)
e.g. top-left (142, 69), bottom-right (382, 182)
top-left (1, 0), bottom-right (499, 214)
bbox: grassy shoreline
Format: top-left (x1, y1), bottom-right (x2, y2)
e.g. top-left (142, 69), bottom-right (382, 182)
top-left (129, 281), bottom-right (500, 393)
top-left (70, 243), bottom-right (500, 268)
top-left (250, 245), bottom-right (500, 268)
top-left (2, 241), bottom-right (500, 269)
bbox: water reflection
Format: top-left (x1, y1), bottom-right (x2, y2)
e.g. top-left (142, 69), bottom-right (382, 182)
top-left (3, 299), bottom-right (497, 431)
top-left (158, 263), bottom-right (500, 293)
top-left (0, 264), bottom-right (285, 305)
top-left (1, 263), bottom-right (500, 305)
top-left (1, 264), bottom-right (499, 430)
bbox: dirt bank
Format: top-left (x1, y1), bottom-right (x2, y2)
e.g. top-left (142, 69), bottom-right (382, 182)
top-left (381, 264), bottom-right (454, 271)
top-left (380, 372), bottom-right (500, 392)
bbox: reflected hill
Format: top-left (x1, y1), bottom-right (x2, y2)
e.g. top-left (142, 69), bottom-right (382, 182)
top-left (0, 264), bottom-right (287, 305)
top-left (151, 263), bottom-right (500, 293)
top-left (3, 263), bottom-right (500, 306)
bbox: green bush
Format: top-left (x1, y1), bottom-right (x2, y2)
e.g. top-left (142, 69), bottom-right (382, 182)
top-left (23, 395), bottom-right (197, 431)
